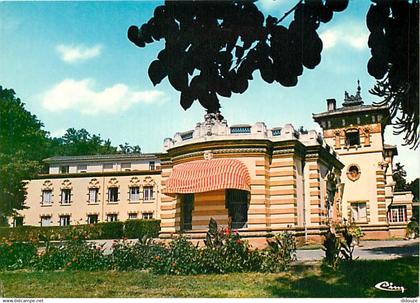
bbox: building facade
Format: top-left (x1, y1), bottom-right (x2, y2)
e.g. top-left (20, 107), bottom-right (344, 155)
top-left (313, 82), bottom-right (413, 239)
top-left (13, 86), bottom-right (413, 241)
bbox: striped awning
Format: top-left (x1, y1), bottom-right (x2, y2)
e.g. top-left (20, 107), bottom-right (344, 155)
top-left (164, 159), bottom-right (251, 194)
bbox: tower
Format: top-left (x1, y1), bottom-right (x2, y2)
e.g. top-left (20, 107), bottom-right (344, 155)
top-left (313, 81), bottom-right (394, 230)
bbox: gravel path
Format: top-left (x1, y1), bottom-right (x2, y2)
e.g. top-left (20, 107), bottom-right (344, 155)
top-left (296, 239), bottom-right (419, 261)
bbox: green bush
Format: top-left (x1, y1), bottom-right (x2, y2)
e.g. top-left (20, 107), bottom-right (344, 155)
top-left (33, 238), bottom-right (109, 271)
top-left (0, 241), bottom-right (37, 270)
top-left (96, 222), bottom-right (124, 239)
top-left (123, 219), bottom-right (160, 239)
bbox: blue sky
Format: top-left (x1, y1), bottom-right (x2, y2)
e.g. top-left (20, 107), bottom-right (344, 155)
top-left (0, 0), bottom-right (417, 179)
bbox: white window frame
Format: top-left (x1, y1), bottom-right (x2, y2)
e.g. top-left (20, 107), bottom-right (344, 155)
top-left (59, 215), bottom-right (70, 226)
top-left (108, 187), bottom-right (119, 202)
top-left (107, 214), bottom-right (118, 222)
top-left (61, 189), bottom-right (71, 204)
top-left (143, 186), bottom-right (154, 201)
top-left (87, 214), bottom-right (98, 224)
top-left (351, 202), bottom-right (367, 222)
top-left (41, 216), bottom-right (51, 227)
top-left (129, 186), bottom-right (140, 201)
top-left (89, 188), bottom-right (99, 203)
top-left (42, 190), bottom-right (52, 204)
top-left (389, 206), bottom-right (407, 223)
top-left (142, 212), bottom-right (153, 220)
top-left (128, 213), bottom-right (138, 220)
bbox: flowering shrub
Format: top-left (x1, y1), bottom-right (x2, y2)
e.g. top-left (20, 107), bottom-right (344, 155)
top-left (1, 219), bottom-right (297, 274)
top-left (260, 232), bottom-right (297, 272)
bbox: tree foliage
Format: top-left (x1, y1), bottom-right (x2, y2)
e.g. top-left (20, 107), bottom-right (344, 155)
top-left (393, 162), bottom-right (409, 192)
top-left (367, 0), bottom-right (419, 149)
top-left (0, 87), bottom-right (49, 222)
top-left (128, 0), bottom-right (418, 148)
top-left (0, 87), bottom-right (143, 222)
top-left (49, 128), bottom-right (117, 156)
top-left (128, 0), bottom-right (348, 114)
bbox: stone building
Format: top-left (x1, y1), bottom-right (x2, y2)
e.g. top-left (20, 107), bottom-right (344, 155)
top-left (313, 82), bottom-right (413, 239)
top-left (12, 85), bottom-right (413, 241)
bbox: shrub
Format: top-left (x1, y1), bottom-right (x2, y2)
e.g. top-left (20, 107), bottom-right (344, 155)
top-left (123, 219), bottom-right (160, 239)
top-left (97, 222), bottom-right (124, 239)
top-left (407, 220), bottom-right (419, 239)
top-left (0, 241), bottom-right (37, 270)
top-left (322, 229), bottom-right (341, 270)
top-left (33, 238), bottom-right (109, 271)
top-left (261, 231), bottom-right (297, 272)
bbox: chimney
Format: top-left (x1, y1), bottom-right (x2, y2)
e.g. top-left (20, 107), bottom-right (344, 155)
top-left (327, 98), bottom-right (336, 111)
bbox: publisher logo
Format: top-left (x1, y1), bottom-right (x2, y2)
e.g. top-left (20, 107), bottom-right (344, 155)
top-left (375, 281), bottom-right (406, 293)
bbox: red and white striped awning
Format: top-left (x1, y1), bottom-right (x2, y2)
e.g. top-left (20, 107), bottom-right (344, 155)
top-left (164, 159), bottom-right (251, 194)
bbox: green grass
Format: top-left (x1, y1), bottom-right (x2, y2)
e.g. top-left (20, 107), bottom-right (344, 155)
top-left (0, 257), bottom-right (418, 298)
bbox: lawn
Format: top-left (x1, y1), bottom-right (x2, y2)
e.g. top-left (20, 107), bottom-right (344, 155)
top-left (0, 257), bottom-right (418, 298)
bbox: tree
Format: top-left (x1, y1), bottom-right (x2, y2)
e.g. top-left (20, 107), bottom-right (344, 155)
top-left (367, 0), bottom-right (419, 149)
top-left (128, 0), bottom-right (419, 148)
top-left (0, 86), bottom-right (50, 224)
top-left (393, 162), bottom-right (409, 192)
top-left (118, 143), bottom-right (142, 154)
top-left (50, 128), bottom-right (117, 156)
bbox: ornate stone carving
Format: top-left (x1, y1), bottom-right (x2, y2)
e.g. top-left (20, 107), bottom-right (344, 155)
top-left (60, 179), bottom-right (72, 189)
top-left (88, 178), bottom-right (100, 189)
top-left (42, 180), bottom-right (53, 190)
top-left (129, 176), bottom-right (141, 187)
top-left (108, 178), bottom-right (119, 188)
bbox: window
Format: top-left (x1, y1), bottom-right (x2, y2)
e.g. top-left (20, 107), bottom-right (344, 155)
top-left (89, 188), bottom-right (99, 203)
top-left (128, 213), bottom-right (138, 220)
top-left (59, 215), bottom-right (70, 226)
top-left (107, 214), bottom-right (118, 222)
top-left (41, 216), bottom-right (51, 227)
top-left (13, 217), bottom-right (23, 227)
top-left (226, 189), bottom-right (249, 229)
top-left (87, 214), bottom-right (98, 224)
top-left (142, 212), bottom-right (153, 220)
top-left (345, 130), bottom-right (360, 146)
top-left (149, 161), bottom-right (155, 171)
top-left (230, 126), bottom-right (251, 134)
top-left (77, 164), bottom-right (87, 173)
top-left (143, 186), bottom-right (154, 201)
top-left (388, 206), bottom-right (407, 223)
top-left (42, 190), bottom-right (52, 204)
top-left (121, 162), bottom-right (131, 170)
top-left (181, 194), bottom-right (194, 231)
top-left (103, 163), bottom-right (113, 169)
top-left (129, 187), bottom-right (140, 201)
top-left (351, 203), bottom-right (367, 222)
top-left (61, 189), bottom-right (71, 204)
top-left (108, 187), bottom-right (119, 202)
top-left (60, 165), bottom-right (69, 174)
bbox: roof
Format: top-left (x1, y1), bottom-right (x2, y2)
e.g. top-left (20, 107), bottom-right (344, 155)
top-left (43, 153), bottom-right (160, 164)
top-left (313, 104), bottom-right (389, 120)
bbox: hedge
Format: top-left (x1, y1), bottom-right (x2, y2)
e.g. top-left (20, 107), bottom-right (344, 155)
top-left (124, 219), bottom-right (161, 239)
top-left (0, 219), bottom-right (160, 242)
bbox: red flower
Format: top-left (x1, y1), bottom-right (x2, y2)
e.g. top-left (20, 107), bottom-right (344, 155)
top-left (225, 228), bottom-right (231, 236)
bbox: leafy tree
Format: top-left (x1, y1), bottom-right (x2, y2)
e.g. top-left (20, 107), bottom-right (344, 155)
top-left (408, 178), bottom-right (419, 202)
top-left (0, 86), bottom-right (50, 224)
top-left (393, 162), bottom-right (409, 192)
top-left (50, 128), bottom-right (117, 156)
top-left (128, 0), bottom-right (419, 148)
top-left (367, 0), bottom-right (419, 149)
top-left (118, 143), bottom-right (142, 154)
